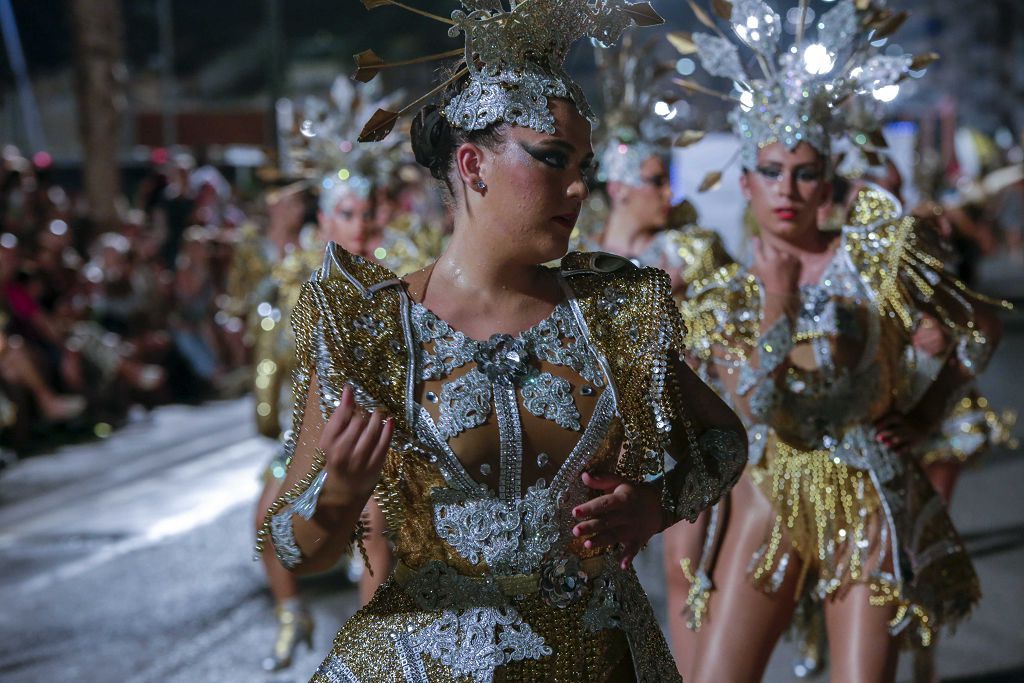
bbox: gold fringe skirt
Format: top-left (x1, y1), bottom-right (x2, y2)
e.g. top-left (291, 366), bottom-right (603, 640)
top-left (750, 440), bottom-right (883, 600)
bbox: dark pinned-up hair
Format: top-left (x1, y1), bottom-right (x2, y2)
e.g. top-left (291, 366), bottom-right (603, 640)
top-left (410, 70), bottom-right (506, 195)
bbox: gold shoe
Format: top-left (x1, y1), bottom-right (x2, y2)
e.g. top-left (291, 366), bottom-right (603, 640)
top-left (261, 605), bottom-right (314, 672)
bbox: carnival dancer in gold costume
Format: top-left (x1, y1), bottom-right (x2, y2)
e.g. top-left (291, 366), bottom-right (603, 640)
top-left (256, 1), bottom-right (749, 680)
top-left (667, 2), bottom-right (1010, 681)
top-left (232, 181), bottom-right (322, 672)
top-left (574, 37), bottom-right (730, 297)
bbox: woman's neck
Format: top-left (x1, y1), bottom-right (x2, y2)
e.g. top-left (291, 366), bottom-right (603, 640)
top-left (599, 206), bottom-right (657, 256)
top-left (434, 230), bottom-right (551, 302)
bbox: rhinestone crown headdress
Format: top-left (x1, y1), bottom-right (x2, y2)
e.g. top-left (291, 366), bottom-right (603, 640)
top-left (595, 35), bottom-right (679, 186)
top-left (353, 0), bottom-right (663, 143)
top-left (287, 77), bottom-right (409, 209)
top-left (671, 0), bottom-right (937, 187)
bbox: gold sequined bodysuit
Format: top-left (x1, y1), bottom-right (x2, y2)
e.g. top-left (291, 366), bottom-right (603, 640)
top-left (257, 245), bottom-right (746, 682)
top-left (682, 185), bottom-right (1006, 647)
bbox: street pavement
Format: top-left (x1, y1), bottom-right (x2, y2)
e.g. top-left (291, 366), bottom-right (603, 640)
top-left (1, 319), bottom-right (1021, 683)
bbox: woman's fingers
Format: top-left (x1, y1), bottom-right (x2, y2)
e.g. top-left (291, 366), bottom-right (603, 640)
top-left (572, 492), bottom-right (624, 520)
top-left (618, 541), bottom-right (641, 568)
top-left (582, 528), bottom-right (628, 549)
top-left (367, 417), bottom-right (395, 471)
top-left (352, 409), bottom-right (386, 466)
top-left (321, 385), bottom-right (355, 444)
top-left (329, 408), bottom-right (369, 471)
top-left (572, 517), bottom-right (611, 537)
top-left (581, 471), bottom-right (624, 491)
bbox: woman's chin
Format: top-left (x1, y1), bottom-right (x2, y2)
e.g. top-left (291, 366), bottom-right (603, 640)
top-left (535, 235), bottom-right (571, 263)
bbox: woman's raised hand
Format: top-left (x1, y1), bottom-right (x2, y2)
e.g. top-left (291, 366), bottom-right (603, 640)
top-left (317, 386), bottom-right (394, 507)
top-left (571, 471), bottom-right (665, 569)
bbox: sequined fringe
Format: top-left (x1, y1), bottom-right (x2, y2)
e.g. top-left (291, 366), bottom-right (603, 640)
top-left (868, 579), bottom-right (937, 648)
top-left (679, 558), bottom-right (713, 631)
top-left (750, 441), bottom-right (878, 599)
top-left (921, 394), bottom-right (1018, 466)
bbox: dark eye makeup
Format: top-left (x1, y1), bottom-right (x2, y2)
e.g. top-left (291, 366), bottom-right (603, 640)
top-left (522, 143), bottom-right (568, 169)
top-left (755, 164), bottom-right (823, 182)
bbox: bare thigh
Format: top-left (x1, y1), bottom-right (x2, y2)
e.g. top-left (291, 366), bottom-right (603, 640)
top-left (924, 461), bottom-right (961, 506)
top-left (690, 474), bottom-right (800, 683)
top-left (824, 582), bottom-right (898, 683)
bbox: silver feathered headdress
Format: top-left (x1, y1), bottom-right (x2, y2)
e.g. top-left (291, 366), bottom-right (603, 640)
top-left (595, 35), bottom-right (680, 185)
top-left (671, 0), bottom-right (937, 188)
top-left (287, 77), bottom-right (409, 211)
top-left (353, 0), bottom-right (664, 142)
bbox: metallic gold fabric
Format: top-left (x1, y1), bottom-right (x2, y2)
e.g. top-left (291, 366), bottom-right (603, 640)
top-left (920, 390), bottom-right (1017, 466)
top-left (679, 187), bottom-right (989, 648)
top-left (257, 245), bottom-right (745, 682)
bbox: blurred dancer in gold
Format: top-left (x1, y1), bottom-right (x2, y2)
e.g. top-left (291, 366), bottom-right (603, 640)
top-left (250, 75), bottom-right (446, 671)
top-left (224, 179), bottom-right (321, 672)
top-left (669, 2), bottom-right (1009, 680)
top-left (574, 37), bottom-right (729, 298)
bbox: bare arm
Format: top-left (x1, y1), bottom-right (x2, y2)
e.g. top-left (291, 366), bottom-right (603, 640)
top-left (259, 377), bottom-right (394, 575)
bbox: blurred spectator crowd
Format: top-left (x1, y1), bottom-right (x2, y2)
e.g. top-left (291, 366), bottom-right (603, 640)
top-left (0, 145), bottom-right (268, 462)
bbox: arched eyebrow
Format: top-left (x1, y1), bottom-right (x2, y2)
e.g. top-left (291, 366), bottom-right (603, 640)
top-left (536, 139), bottom-right (576, 154)
top-left (538, 138), bottom-right (595, 163)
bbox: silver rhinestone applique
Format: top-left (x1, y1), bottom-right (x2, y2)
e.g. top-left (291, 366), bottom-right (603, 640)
top-left (437, 369), bottom-right (492, 439)
top-left (520, 372), bottom-right (581, 431)
top-left (536, 452), bottom-right (550, 468)
top-left (432, 481), bottom-right (559, 574)
top-left (408, 607), bottom-right (551, 683)
top-left (539, 554), bottom-right (590, 608)
top-left (413, 302), bottom-right (603, 440)
top-left (598, 286), bottom-right (628, 316)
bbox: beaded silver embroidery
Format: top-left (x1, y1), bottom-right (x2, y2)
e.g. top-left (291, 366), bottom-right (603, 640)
top-left (520, 372), bottom-right (580, 431)
top-left (408, 607), bottom-right (551, 683)
top-left (432, 481), bottom-right (560, 575)
top-left (414, 302), bottom-right (599, 438)
top-left (315, 655), bottom-right (362, 683)
top-left (538, 554), bottom-right (590, 608)
top-left (437, 369), bottom-right (492, 439)
top-left (399, 552), bottom-right (555, 678)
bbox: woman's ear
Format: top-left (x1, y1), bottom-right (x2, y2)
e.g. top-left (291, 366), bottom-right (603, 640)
top-left (454, 142), bottom-right (485, 191)
top-left (739, 171), bottom-right (752, 201)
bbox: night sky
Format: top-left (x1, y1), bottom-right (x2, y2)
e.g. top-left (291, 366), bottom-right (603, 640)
top-left (3, 0), bottom-right (468, 84)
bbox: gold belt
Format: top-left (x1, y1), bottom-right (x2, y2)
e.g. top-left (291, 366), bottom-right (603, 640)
top-left (393, 555), bottom-right (610, 598)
